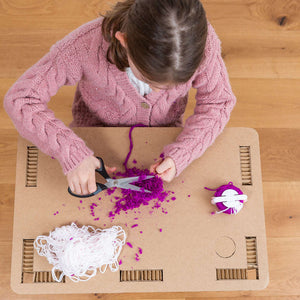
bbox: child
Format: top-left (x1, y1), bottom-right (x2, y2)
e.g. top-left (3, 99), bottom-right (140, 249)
top-left (4, 0), bottom-right (236, 196)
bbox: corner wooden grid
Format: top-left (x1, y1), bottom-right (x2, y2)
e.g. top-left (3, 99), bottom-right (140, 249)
top-left (246, 236), bottom-right (259, 279)
top-left (216, 237), bottom-right (258, 280)
top-left (21, 239), bottom-right (34, 283)
top-left (34, 271), bottom-right (65, 283)
top-left (21, 239), bottom-right (65, 283)
top-left (120, 269), bottom-right (163, 282)
top-left (239, 146), bottom-right (252, 185)
top-left (26, 146), bottom-right (38, 187)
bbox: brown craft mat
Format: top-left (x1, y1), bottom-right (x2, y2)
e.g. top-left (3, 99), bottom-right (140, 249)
top-left (11, 127), bottom-right (268, 294)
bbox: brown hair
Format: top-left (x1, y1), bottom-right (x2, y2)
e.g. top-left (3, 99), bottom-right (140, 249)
top-left (102, 0), bottom-right (208, 84)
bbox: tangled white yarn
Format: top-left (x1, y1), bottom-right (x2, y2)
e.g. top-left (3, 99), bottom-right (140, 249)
top-left (34, 223), bottom-right (126, 282)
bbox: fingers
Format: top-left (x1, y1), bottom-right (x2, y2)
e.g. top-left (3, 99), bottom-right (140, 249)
top-left (157, 168), bottom-right (172, 182)
top-left (67, 175), bottom-right (80, 194)
top-left (70, 179), bottom-right (96, 195)
top-left (85, 164), bottom-right (116, 194)
top-left (73, 180), bottom-right (82, 195)
top-left (156, 158), bottom-right (173, 174)
top-left (69, 177), bottom-right (94, 195)
top-left (157, 170), bottom-right (175, 182)
top-left (67, 156), bottom-right (98, 196)
top-left (87, 172), bottom-right (97, 194)
top-left (81, 181), bottom-right (89, 195)
top-left (150, 160), bottom-right (162, 173)
top-left (105, 165), bottom-right (117, 174)
top-left (151, 157), bottom-right (176, 182)
top-left (93, 157), bottom-right (101, 169)
top-left (67, 156), bottom-right (118, 196)
top-left (69, 181), bottom-right (75, 193)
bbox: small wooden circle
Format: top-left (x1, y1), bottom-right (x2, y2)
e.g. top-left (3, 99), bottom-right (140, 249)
top-left (215, 236), bottom-right (236, 258)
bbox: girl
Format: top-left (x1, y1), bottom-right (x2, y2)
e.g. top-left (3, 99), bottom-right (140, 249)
top-left (4, 0), bottom-right (236, 196)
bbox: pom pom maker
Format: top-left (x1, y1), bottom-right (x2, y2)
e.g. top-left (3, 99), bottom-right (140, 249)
top-left (205, 182), bottom-right (248, 215)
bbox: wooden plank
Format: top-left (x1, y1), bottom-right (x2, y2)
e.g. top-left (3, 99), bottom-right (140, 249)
top-left (264, 182), bottom-right (300, 238)
top-left (0, 129), bottom-right (17, 184)
top-left (188, 297), bottom-right (300, 300)
top-left (203, 0), bottom-right (300, 79)
top-left (0, 0), bottom-right (114, 78)
top-left (1, 1), bottom-right (300, 78)
top-left (228, 79), bottom-right (300, 129)
top-left (257, 129), bottom-right (300, 182)
top-left (260, 237), bottom-right (300, 297)
top-left (186, 79), bottom-right (300, 129)
top-left (0, 0), bottom-right (112, 30)
top-left (0, 78), bottom-right (18, 129)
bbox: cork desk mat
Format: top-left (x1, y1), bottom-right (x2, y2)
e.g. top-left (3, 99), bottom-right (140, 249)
top-left (11, 127), bottom-right (269, 294)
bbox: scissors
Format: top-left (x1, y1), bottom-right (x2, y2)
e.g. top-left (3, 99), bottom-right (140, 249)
top-left (67, 157), bottom-right (154, 198)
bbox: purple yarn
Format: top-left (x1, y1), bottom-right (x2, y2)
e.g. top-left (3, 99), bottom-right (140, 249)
top-left (123, 124), bottom-right (146, 171)
top-left (107, 125), bottom-right (172, 216)
top-left (204, 182), bottom-right (244, 214)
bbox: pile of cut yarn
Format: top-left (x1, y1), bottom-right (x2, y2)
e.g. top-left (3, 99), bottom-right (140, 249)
top-left (108, 124), bottom-right (171, 217)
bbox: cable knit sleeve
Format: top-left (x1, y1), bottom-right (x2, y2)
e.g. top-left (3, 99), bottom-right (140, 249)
top-left (3, 37), bottom-right (94, 174)
top-left (163, 24), bottom-right (236, 176)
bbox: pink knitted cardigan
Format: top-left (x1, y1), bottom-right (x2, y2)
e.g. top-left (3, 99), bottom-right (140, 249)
top-left (4, 18), bottom-right (236, 176)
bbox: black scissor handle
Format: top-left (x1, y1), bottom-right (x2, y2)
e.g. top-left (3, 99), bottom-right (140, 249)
top-left (67, 156), bottom-right (110, 198)
top-left (95, 157), bottom-right (111, 179)
top-left (67, 182), bottom-right (108, 198)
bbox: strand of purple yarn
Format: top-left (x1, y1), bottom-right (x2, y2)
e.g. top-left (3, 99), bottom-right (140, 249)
top-left (123, 124), bottom-right (146, 172)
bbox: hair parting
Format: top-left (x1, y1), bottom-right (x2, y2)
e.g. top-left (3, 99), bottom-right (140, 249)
top-left (101, 0), bottom-right (208, 84)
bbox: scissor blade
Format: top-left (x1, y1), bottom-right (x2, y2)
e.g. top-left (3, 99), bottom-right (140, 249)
top-left (111, 175), bottom-right (154, 193)
top-left (116, 175), bottom-right (154, 185)
top-left (122, 183), bottom-right (152, 193)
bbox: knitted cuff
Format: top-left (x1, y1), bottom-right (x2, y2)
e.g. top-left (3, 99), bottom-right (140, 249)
top-left (58, 143), bottom-right (94, 175)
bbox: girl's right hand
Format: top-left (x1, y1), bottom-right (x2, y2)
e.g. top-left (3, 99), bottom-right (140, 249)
top-left (67, 156), bottom-right (116, 195)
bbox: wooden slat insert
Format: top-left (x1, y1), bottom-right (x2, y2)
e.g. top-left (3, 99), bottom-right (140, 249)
top-left (26, 146), bottom-right (38, 187)
top-left (33, 271), bottom-right (65, 283)
top-left (246, 236), bottom-right (259, 279)
top-left (216, 268), bottom-right (247, 280)
top-left (240, 146), bottom-right (252, 185)
top-left (120, 269), bottom-right (163, 282)
top-left (22, 239), bottom-right (34, 273)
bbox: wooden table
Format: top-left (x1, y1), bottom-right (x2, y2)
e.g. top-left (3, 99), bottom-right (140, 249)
top-left (1, 0), bottom-right (300, 299)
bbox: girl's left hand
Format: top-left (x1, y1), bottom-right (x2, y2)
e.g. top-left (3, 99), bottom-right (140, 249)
top-left (150, 157), bottom-right (176, 182)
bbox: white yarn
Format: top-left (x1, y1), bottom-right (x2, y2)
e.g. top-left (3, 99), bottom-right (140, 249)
top-left (212, 189), bottom-right (247, 215)
top-left (34, 223), bottom-right (126, 282)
